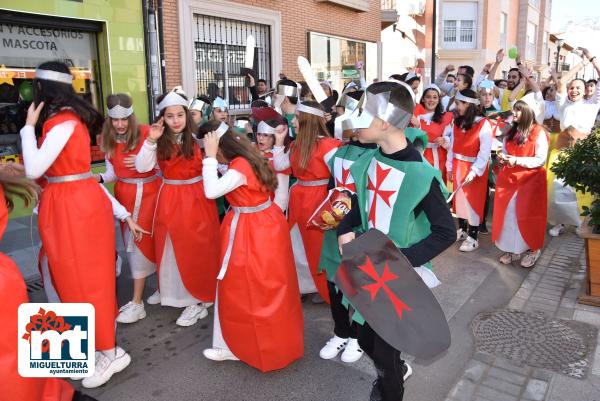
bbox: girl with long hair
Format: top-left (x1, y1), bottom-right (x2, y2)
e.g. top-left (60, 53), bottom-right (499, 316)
top-left (19, 61), bottom-right (130, 388)
top-left (96, 93), bottom-right (161, 323)
top-left (445, 89), bottom-right (493, 252)
top-left (200, 121), bottom-right (303, 371)
top-left (492, 100), bottom-right (549, 268)
top-left (135, 89), bottom-right (220, 327)
top-left (273, 101), bottom-right (341, 304)
top-left (415, 85), bottom-right (453, 182)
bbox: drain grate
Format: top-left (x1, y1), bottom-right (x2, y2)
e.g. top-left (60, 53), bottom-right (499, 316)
top-left (472, 310), bottom-right (598, 379)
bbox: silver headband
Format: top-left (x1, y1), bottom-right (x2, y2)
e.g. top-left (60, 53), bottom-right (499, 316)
top-left (189, 98), bottom-right (208, 112)
top-left (276, 84), bottom-right (299, 98)
top-left (107, 105), bottom-right (134, 119)
top-left (212, 97), bottom-right (229, 111)
top-left (296, 102), bottom-right (325, 117)
top-left (257, 121), bottom-right (276, 134)
top-left (455, 92), bottom-right (480, 105)
top-left (35, 69), bottom-right (73, 84)
top-left (337, 95), bottom-right (360, 112)
top-left (215, 122), bottom-right (229, 138)
top-left (157, 91), bottom-right (188, 111)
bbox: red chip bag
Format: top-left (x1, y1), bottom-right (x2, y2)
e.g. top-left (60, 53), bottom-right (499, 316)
top-left (307, 188), bottom-right (352, 231)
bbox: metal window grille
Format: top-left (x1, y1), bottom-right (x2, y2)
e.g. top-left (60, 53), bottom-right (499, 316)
top-left (193, 14), bottom-right (272, 110)
top-left (443, 20), bottom-right (457, 42)
top-left (459, 20), bottom-right (474, 43)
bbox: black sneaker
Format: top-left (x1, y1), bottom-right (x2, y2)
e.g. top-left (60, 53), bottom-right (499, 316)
top-left (479, 223), bottom-right (489, 235)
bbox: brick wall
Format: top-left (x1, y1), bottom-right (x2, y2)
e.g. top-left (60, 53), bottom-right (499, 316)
top-left (161, 0), bottom-right (381, 89)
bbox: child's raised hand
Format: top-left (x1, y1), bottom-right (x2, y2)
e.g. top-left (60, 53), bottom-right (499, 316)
top-left (204, 131), bottom-right (220, 158)
top-left (149, 118), bottom-right (165, 141)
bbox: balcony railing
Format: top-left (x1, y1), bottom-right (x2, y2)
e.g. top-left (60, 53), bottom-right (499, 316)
top-left (381, 0), bottom-right (398, 29)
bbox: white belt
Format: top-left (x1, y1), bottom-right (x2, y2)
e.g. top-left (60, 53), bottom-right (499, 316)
top-left (426, 143), bottom-right (438, 149)
top-left (217, 199), bottom-right (272, 280)
top-left (45, 171), bottom-right (92, 184)
top-left (297, 178), bottom-right (329, 187)
top-left (453, 153), bottom-right (477, 163)
top-left (162, 176), bottom-right (203, 185)
top-left (118, 175), bottom-right (159, 252)
top-left (427, 143), bottom-right (440, 168)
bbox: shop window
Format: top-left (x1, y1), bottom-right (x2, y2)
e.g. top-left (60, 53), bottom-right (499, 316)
top-left (0, 19), bottom-right (102, 161)
top-left (193, 14), bottom-right (272, 110)
top-left (308, 32), bottom-right (377, 94)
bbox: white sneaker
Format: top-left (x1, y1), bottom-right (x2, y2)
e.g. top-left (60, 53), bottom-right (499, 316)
top-left (202, 302), bottom-right (214, 308)
top-left (499, 252), bottom-right (521, 265)
top-left (340, 338), bottom-right (364, 363)
top-left (176, 304), bottom-right (208, 327)
top-left (403, 362), bottom-right (413, 381)
top-left (459, 236), bottom-right (479, 252)
top-left (203, 348), bottom-right (239, 361)
top-left (82, 347), bottom-right (131, 389)
top-left (521, 250), bottom-right (541, 268)
top-left (116, 301), bottom-right (146, 324)
top-left (456, 229), bottom-right (468, 242)
top-left (146, 290), bottom-right (160, 305)
top-left (549, 224), bottom-right (565, 237)
top-left (319, 335), bottom-right (348, 360)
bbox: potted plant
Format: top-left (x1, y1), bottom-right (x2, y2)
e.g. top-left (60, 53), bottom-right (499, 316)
top-left (551, 127), bottom-right (600, 304)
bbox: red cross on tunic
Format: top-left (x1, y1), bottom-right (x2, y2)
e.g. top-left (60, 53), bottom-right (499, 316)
top-left (367, 163), bottom-right (396, 226)
top-left (336, 166), bottom-right (356, 193)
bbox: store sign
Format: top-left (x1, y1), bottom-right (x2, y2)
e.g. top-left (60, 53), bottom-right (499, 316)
top-left (0, 23), bottom-right (92, 62)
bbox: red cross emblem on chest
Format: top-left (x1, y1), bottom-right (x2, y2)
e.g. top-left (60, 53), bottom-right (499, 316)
top-left (367, 162), bottom-right (396, 226)
top-left (336, 166), bottom-right (356, 193)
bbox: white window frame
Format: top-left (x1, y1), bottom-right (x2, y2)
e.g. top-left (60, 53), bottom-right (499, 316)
top-left (526, 22), bottom-right (537, 61)
top-left (499, 12), bottom-right (508, 50)
top-left (442, 19), bottom-right (476, 49)
top-left (178, 0), bottom-right (282, 108)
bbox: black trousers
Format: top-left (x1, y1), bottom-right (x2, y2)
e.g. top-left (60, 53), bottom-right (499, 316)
top-left (327, 280), bottom-right (357, 339)
top-left (357, 323), bottom-right (405, 401)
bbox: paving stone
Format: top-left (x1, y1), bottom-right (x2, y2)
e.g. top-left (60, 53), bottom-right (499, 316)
top-left (525, 302), bottom-right (557, 314)
top-left (481, 376), bottom-right (522, 396)
top-left (476, 385), bottom-right (519, 401)
top-left (536, 283), bottom-right (565, 292)
top-left (560, 298), bottom-right (577, 308)
top-left (448, 379), bottom-right (476, 401)
top-left (487, 367), bottom-right (527, 386)
top-left (514, 288), bottom-right (533, 299)
top-left (522, 379), bottom-right (548, 401)
top-left (529, 296), bottom-right (559, 306)
top-left (508, 297), bottom-right (526, 310)
top-left (473, 352), bottom-right (495, 364)
top-left (530, 368), bottom-right (553, 381)
top-left (573, 310), bottom-right (600, 327)
top-left (464, 360), bottom-right (488, 382)
top-left (555, 307), bottom-right (574, 319)
top-left (493, 358), bottom-right (529, 375)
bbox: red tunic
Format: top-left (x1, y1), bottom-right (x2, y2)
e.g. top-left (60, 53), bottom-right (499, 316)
top-left (288, 137), bottom-right (341, 303)
top-left (0, 186), bottom-right (75, 401)
top-left (451, 118), bottom-right (490, 222)
top-left (218, 158), bottom-right (303, 372)
top-left (109, 125), bottom-right (161, 261)
top-left (155, 142), bottom-right (220, 302)
top-left (38, 110), bottom-right (116, 351)
top-left (492, 125), bottom-right (549, 250)
top-left (416, 110), bottom-right (453, 182)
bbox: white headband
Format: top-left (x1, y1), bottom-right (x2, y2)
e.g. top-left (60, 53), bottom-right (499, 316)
top-left (455, 92), bottom-right (480, 105)
top-left (189, 98), bottom-right (208, 112)
top-left (276, 84), bottom-right (300, 98)
top-left (212, 97), bottom-right (229, 111)
top-left (157, 91), bottom-right (188, 111)
top-left (257, 121), bottom-right (276, 134)
top-left (35, 69), bottom-right (73, 84)
top-left (423, 83), bottom-right (441, 94)
top-left (297, 102), bottom-right (325, 117)
top-left (215, 122), bottom-right (229, 138)
top-left (107, 105), bottom-right (134, 119)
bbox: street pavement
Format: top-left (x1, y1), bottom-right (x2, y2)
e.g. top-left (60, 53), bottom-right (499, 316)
top-left (3, 215), bottom-right (599, 401)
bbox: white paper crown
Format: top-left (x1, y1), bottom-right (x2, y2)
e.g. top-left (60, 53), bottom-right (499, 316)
top-left (296, 102), bottom-right (325, 117)
top-left (189, 98), bottom-right (208, 112)
top-left (157, 91), bottom-right (188, 111)
top-left (35, 68), bottom-right (73, 84)
top-left (519, 92), bottom-right (544, 124)
top-left (257, 120), bottom-right (277, 134)
top-left (423, 83), bottom-right (441, 94)
top-left (212, 97), bottom-right (229, 111)
top-left (107, 105), bottom-right (134, 119)
top-left (455, 91), bottom-right (480, 105)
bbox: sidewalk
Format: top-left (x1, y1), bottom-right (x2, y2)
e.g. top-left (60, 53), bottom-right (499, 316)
top-left (444, 231), bottom-right (600, 401)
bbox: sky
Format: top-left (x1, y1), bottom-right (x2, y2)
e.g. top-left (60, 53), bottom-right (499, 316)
top-left (551, 0), bottom-right (599, 32)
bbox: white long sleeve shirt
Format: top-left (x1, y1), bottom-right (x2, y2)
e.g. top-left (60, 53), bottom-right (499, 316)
top-left (202, 157), bottom-right (246, 199)
top-left (446, 117), bottom-right (493, 176)
top-left (135, 140), bottom-right (158, 173)
top-left (20, 121), bottom-right (77, 179)
top-left (502, 131), bottom-right (549, 169)
top-left (557, 84), bottom-right (600, 133)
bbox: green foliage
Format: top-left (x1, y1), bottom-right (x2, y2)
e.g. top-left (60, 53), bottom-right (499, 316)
top-left (551, 128), bottom-right (600, 230)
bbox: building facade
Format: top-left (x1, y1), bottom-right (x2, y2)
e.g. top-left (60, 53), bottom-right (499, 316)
top-left (161, 0), bottom-right (381, 113)
top-left (436, 0), bottom-right (552, 79)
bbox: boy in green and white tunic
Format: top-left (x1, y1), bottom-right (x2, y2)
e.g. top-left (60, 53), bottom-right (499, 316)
top-left (337, 81), bottom-right (456, 401)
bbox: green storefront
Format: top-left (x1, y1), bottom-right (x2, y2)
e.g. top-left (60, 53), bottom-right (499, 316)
top-left (0, 1), bottom-right (149, 162)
